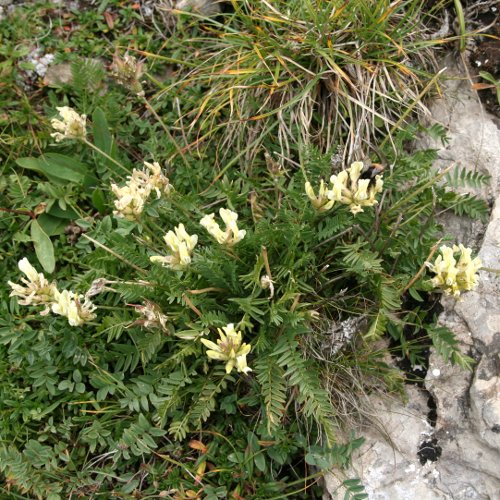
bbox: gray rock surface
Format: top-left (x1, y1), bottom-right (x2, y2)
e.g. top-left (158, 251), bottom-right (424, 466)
top-left (44, 64), bottom-right (73, 86)
top-left (324, 58), bottom-right (500, 499)
top-left (175, 0), bottom-right (221, 15)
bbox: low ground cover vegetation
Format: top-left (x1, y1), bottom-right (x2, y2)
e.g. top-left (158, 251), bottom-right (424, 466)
top-left (0, 1), bottom-right (489, 498)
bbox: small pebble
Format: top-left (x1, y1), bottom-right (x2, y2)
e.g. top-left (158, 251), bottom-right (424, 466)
top-left (432, 368), bottom-right (441, 377)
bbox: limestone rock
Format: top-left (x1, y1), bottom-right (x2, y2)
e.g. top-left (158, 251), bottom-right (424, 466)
top-left (175, 0), bottom-right (221, 16)
top-left (470, 355), bottom-right (500, 450)
top-left (44, 63), bottom-right (73, 86)
top-left (323, 387), bottom-right (444, 500)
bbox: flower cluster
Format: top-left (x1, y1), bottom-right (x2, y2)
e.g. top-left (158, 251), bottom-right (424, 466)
top-left (426, 244), bottom-right (482, 296)
top-left (50, 106), bottom-right (87, 142)
top-left (200, 208), bottom-right (246, 246)
top-left (150, 223), bottom-right (198, 270)
top-left (305, 161), bottom-right (384, 215)
top-left (8, 259), bottom-right (96, 326)
top-left (8, 258), bottom-right (58, 307)
top-left (111, 161), bottom-right (172, 220)
top-left (201, 324), bottom-right (252, 374)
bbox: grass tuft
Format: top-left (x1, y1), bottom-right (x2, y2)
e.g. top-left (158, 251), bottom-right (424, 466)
top-left (156, 0), bottom-right (449, 167)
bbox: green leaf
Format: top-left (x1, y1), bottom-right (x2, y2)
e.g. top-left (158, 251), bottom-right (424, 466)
top-left (47, 205), bottom-right (78, 220)
top-left (30, 219), bottom-right (55, 273)
top-left (92, 108), bottom-right (112, 153)
top-left (17, 154), bottom-right (88, 183)
top-left (37, 214), bottom-right (67, 236)
top-left (43, 153), bottom-right (88, 183)
top-left (408, 286), bottom-right (424, 302)
top-left (92, 188), bottom-right (107, 213)
top-left (365, 310), bottom-right (387, 340)
top-left (16, 157), bottom-right (62, 184)
top-left (92, 108), bottom-right (120, 173)
top-left (254, 452), bottom-right (266, 472)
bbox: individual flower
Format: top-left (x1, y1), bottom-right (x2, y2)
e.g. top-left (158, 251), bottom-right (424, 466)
top-left (50, 106), bottom-right (87, 142)
top-left (200, 324), bottom-right (252, 374)
top-left (200, 208), bottom-right (246, 246)
top-left (329, 161), bottom-right (384, 215)
top-left (455, 244), bottom-right (482, 291)
top-left (426, 244), bottom-right (482, 296)
top-left (150, 223), bottom-right (198, 270)
top-left (8, 258), bottom-right (57, 307)
top-left (51, 289), bottom-right (96, 326)
top-left (305, 179), bottom-right (335, 212)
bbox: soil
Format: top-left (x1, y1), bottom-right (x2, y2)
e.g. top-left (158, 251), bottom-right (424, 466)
top-left (417, 437), bottom-right (442, 465)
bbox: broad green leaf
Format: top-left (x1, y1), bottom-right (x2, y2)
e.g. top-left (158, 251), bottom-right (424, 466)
top-left (254, 452), bottom-right (266, 472)
top-left (47, 205), bottom-right (78, 220)
top-left (37, 214), bottom-right (67, 236)
top-left (16, 157), bottom-right (45, 175)
top-left (92, 188), bottom-right (107, 213)
top-left (41, 153), bottom-right (88, 183)
top-left (30, 219), bottom-right (55, 273)
top-left (92, 107), bottom-right (113, 154)
top-left (16, 157), bottom-right (63, 184)
top-left (17, 154), bottom-right (88, 183)
top-left (92, 107), bottom-right (123, 175)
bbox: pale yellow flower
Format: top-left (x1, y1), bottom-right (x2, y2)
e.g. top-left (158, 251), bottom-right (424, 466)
top-left (111, 180), bottom-right (149, 220)
top-left (305, 180), bottom-right (335, 212)
top-left (51, 289), bottom-right (96, 326)
top-left (426, 244), bottom-right (482, 296)
top-left (150, 223), bottom-right (198, 270)
top-left (8, 259), bottom-right (97, 326)
top-left (199, 213), bottom-right (226, 243)
top-left (329, 161), bottom-right (384, 215)
top-left (50, 106), bottom-right (87, 142)
top-left (454, 244), bottom-right (481, 291)
top-left (111, 161), bottom-right (172, 220)
top-left (8, 258), bottom-right (57, 306)
top-left (142, 161), bottom-right (172, 199)
top-left (200, 208), bottom-right (246, 246)
top-left (200, 324), bottom-right (252, 374)
top-left (329, 171), bottom-right (349, 204)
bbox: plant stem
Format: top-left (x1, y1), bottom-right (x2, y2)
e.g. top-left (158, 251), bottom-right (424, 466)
top-left (401, 238), bottom-right (442, 294)
top-left (139, 95), bottom-right (191, 169)
top-left (82, 233), bottom-right (147, 275)
top-left (0, 207), bottom-right (35, 219)
top-left (82, 139), bottom-right (130, 175)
